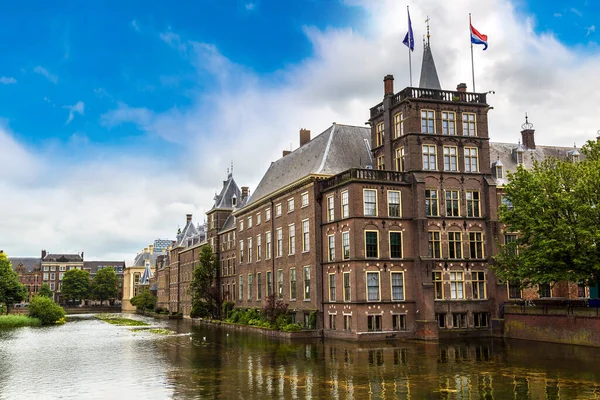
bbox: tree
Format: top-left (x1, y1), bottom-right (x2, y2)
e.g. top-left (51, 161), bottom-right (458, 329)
top-left (189, 245), bottom-right (219, 318)
top-left (29, 295), bottom-right (65, 324)
top-left (38, 283), bottom-right (53, 298)
top-left (493, 139), bottom-right (600, 287)
top-left (130, 289), bottom-right (157, 311)
top-left (0, 252), bottom-right (27, 314)
top-left (61, 269), bottom-right (91, 303)
top-left (92, 268), bottom-right (119, 305)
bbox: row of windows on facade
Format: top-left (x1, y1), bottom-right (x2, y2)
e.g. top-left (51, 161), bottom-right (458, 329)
top-left (427, 231), bottom-right (486, 259)
top-left (237, 192), bottom-right (310, 232)
top-left (237, 220), bottom-right (311, 263)
top-left (375, 110), bottom-right (478, 148)
top-left (42, 265), bottom-right (82, 272)
top-left (377, 144), bottom-right (484, 173)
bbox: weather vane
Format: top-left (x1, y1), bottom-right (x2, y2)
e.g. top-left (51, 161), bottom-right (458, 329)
top-left (425, 16), bottom-right (431, 44)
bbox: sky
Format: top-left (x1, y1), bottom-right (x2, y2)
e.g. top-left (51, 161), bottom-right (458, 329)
top-left (1, 0), bottom-right (599, 261)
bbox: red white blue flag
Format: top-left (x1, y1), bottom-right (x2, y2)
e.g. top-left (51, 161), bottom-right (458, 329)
top-left (470, 24), bottom-right (488, 50)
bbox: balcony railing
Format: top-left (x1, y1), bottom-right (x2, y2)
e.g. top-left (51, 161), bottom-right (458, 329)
top-left (319, 168), bottom-right (405, 191)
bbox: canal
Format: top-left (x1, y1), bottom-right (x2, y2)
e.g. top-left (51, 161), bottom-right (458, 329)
top-left (0, 314), bottom-right (599, 399)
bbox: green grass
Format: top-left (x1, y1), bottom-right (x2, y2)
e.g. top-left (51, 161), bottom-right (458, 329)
top-left (96, 314), bottom-right (149, 326)
top-left (0, 315), bottom-right (42, 328)
top-left (131, 328), bottom-right (174, 335)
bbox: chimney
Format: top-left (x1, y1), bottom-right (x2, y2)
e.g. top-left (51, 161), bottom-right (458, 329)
top-left (300, 129), bottom-right (311, 147)
top-left (282, 150), bottom-right (291, 157)
top-left (241, 186), bottom-right (249, 201)
top-left (384, 74), bottom-right (395, 95)
top-left (520, 114), bottom-right (536, 150)
top-left (186, 213), bottom-right (193, 223)
top-left (143, 247), bottom-right (148, 254)
top-left (41, 249), bottom-right (47, 259)
top-left (456, 83), bottom-right (467, 92)
top-left (81, 252), bottom-right (84, 260)
top-left (149, 245), bottom-right (154, 254)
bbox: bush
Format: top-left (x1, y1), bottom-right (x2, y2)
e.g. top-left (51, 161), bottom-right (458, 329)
top-left (222, 301), bottom-right (235, 319)
top-left (190, 301), bottom-right (211, 318)
top-left (28, 296), bottom-right (65, 325)
top-left (130, 289), bottom-right (156, 311)
top-left (281, 323), bottom-right (302, 332)
top-left (308, 311), bottom-right (317, 330)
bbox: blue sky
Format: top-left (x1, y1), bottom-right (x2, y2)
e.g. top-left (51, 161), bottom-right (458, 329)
top-left (1, 0), bottom-right (599, 260)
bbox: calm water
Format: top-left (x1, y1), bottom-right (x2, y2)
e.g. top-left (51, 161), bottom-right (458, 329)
top-left (0, 315), bottom-right (599, 399)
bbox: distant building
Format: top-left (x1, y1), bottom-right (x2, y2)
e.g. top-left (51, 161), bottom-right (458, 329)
top-left (10, 257), bottom-right (42, 301)
top-left (123, 241), bottom-right (169, 312)
top-left (41, 250), bottom-right (84, 302)
top-left (83, 261), bottom-right (126, 301)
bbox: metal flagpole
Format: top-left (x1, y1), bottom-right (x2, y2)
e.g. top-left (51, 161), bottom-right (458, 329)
top-left (470, 13), bottom-right (476, 92)
top-left (408, 5), bottom-right (413, 86)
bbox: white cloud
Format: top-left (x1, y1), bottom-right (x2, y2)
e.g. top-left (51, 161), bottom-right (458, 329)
top-left (33, 66), bottom-right (58, 84)
top-left (131, 19), bottom-right (140, 32)
top-left (63, 101), bottom-right (85, 124)
top-left (570, 7), bottom-right (583, 17)
top-left (245, 3), bottom-right (256, 11)
top-left (0, 76), bottom-right (16, 84)
top-left (553, 13), bottom-right (562, 17)
top-left (587, 25), bottom-right (595, 36)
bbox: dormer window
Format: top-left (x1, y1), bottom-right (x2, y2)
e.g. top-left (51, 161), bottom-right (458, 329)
top-left (496, 165), bottom-right (503, 179)
top-left (232, 195), bottom-right (237, 207)
top-left (516, 152), bottom-right (523, 164)
top-left (513, 143), bottom-right (525, 165)
top-left (568, 148), bottom-right (581, 163)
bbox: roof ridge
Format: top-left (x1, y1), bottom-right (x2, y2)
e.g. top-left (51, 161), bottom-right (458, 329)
top-left (316, 124), bottom-right (337, 174)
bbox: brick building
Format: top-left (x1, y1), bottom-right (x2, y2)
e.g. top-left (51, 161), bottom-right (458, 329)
top-left (10, 257), bottom-right (42, 301)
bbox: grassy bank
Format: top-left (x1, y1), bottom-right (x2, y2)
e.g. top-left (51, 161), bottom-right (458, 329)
top-left (96, 314), bottom-right (149, 326)
top-left (0, 315), bottom-right (42, 328)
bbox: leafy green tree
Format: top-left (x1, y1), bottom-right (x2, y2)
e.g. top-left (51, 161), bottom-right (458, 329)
top-left (0, 252), bottom-right (27, 314)
top-left (61, 269), bottom-right (91, 303)
top-left (38, 283), bottom-right (53, 298)
top-left (29, 295), bottom-right (65, 324)
top-left (493, 139), bottom-right (600, 286)
top-left (189, 245), bottom-right (219, 318)
top-left (92, 268), bottom-right (119, 305)
top-left (130, 289), bottom-right (157, 311)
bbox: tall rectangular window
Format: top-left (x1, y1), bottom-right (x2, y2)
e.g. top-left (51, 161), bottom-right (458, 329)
top-left (368, 315), bottom-right (382, 331)
top-left (256, 234), bottom-right (261, 261)
top-left (277, 269), bottom-right (284, 299)
top-left (287, 198), bottom-right (295, 213)
top-left (464, 147), bottom-right (479, 172)
top-left (343, 272), bottom-right (351, 302)
top-left (247, 216), bottom-right (252, 228)
top-left (288, 224), bottom-right (295, 255)
top-left (363, 189), bottom-right (377, 216)
top-left (329, 274), bottom-right (336, 301)
top-left (304, 266), bottom-right (311, 300)
top-left (395, 147), bottom-right (405, 172)
top-left (276, 228), bottom-right (283, 257)
top-left (266, 231), bottom-right (272, 259)
top-left (448, 232), bottom-right (463, 258)
top-left (389, 232), bottom-right (402, 258)
top-left (239, 275), bottom-right (243, 301)
top-left (433, 271), bottom-right (443, 299)
top-left (265, 208), bottom-right (271, 221)
top-left (341, 190), bottom-right (349, 218)
top-left (342, 231), bottom-right (350, 260)
top-left (275, 203), bottom-right (282, 217)
top-left (328, 235), bottom-right (335, 262)
top-left (327, 196), bottom-right (335, 222)
top-left (462, 113), bottom-right (476, 136)
top-left (267, 271), bottom-right (272, 296)
top-left (301, 192), bottom-right (309, 207)
top-left (387, 190), bottom-right (401, 217)
top-left (445, 190), bottom-right (460, 217)
top-left (367, 272), bottom-right (380, 301)
top-left (425, 189), bottom-right (439, 216)
top-left (469, 232), bottom-right (484, 259)
top-left (421, 110), bottom-right (435, 133)
top-left (428, 231), bottom-right (441, 258)
top-left (443, 146), bottom-right (458, 171)
top-left (239, 240), bottom-right (244, 263)
top-left (505, 234), bottom-right (518, 256)
top-left (377, 155), bottom-right (385, 170)
top-left (441, 111), bottom-right (456, 135)
top-left (471, 271), bottom-right (486, 299)
top-left (391, 272), bottom-right (404, 301)
top-left (466, 190), bottom-right (481, 217)
top-left (422, 145), bottom-right (437, 170)
top-left (257, 272), bottom-right (262, 300)
top-left (450, 271), bottom-right (464, 299)
top-left (394, 112), bottom-right (404, 138)
top-left (375, 122), bottom-right (384, 147)
top-left (392, 315), bottom-right (407, 331)
top-left (365, 231), bottom-right (379, 258)
top-left (257, 213), bottom-right (261, 225)
top-left (247, 238), bottom-right (253, 263)
top-left (290, 268), bottom-right (296, 299)
top-left (508, 280), bottom-right (521, 299)
top-left (539, 283), bottom-right (551, 298)
top-left (302, 219), bottom-right (310, 252)
top-left (247, 274), bottom-right (253, 300)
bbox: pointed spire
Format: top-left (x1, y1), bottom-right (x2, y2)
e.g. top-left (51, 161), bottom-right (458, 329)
top-left (418, 16), bottom-right (441, 90)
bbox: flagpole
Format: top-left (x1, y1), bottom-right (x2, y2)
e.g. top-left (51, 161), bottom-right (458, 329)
top-left (469, 13), bottom-right (476, 92)
top-left (407, 5), bottom-right (413, 86)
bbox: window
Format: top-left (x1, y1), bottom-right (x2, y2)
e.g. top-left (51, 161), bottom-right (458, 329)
top-left (466, 191), bottom-right (481, 217)
top-left (578, 283), bottom-right (589, 298)
top-left (392, 314), bottom-right (406, 331)
top-left (59, 266), bottom-right (66, 272)
top-left (422, 144), bottom-right (437, 170)
top-left (469, 232), bottom-right (484, 259)
top-left (286, 224), bottom-right (295, 255)
top-left (341, 190), bottom-right (349, 218)
top-left (239, 275), bottom-right (243, 301)
top-left (394, 112), bottom-right (404, 138)
top-left (257, 213), bottom-right (261, 225)
top-left (329, 314), bottom-right (336, 330)
top-left (328, 235), bottom-right (335, 262)
top-left (377, 155), bottom-right (385, 170)
top-left (389, 232), bottom-right (403, 259)
top-left (425, 189), bottom-right (439, 216)
top-left (367, 272), bottom-right (380, 301)
top-left (240, 220), bottom-right (244, 231)
top-left (452, 313), bottom-right (467, 328)
top-left (265, 208), bottom-right (271, 221)
top-left (395, 147), bottom-right (405, 172)
top-left (428, 231), bottom-right (441, 258)
top-left (388, 191), bottom-right (401, 217)
top-left (303, 266), bottom-right (311, 300)
top-left (329, 274), bottom-right (336, 301)
top-left (266, 231), bottom-right (272, 259)
top-left (344, 314), bottom-right (352, 330)
top-left (275, 204), bottom-right (282, 217)
top-left (501, 195), bottom-right (514, 211)
top-left (327, 196), bottom-right (334, 222)
top-left (365, 231), bottom-right (379, 258)
top-left (256, 234), bottom-right (261, 261)
top-left (343, 272), bottom-right (351, 301)
top-left (267, 271), bottom-right (273, 296)
top-left (516, 150), bottom-right (524, 165)
top-left (277, 269), bottom-right (284, 299)
top-left (44, 266), bottom-right (49, 272)
top-left (442, 111), bottom-right (456, 135)
top-left (247, 274), bottom-right (253, 300)
top-left (445, 190), bottom-right (460, 217)
top-left (276, 228), bottom-right (283, 257)
top-left (462, 113), bottom-right (476, 136)
top-left (50, 272), bottom-right (56, 280)
top-left (436, 313), bottom-right (446, 328)
top-left (433, 271), bottom-right (444, 299)
top-left (50, 266), bottom-right (56, 272)
top-left (368, 315), bottom-right (382, 331)
top-left (391, 272), bottom-right (404, 301)
top-left (539, 283), bottom-right (551, 298)
top-left (375, 122), bottom-right (384, 147)
top-left (287, 198), bottom-right (295, 213)
top-left (247, 216), bottom-right (252, 228)
top-left (508, 280), bottom-right (522, 299)
top-left (495, 165), bottom-right (503, 179)
top-left (421, 109), bottom-right (435, 133)
top-left (464, 147), bottom-right (479, 172)
top-left (290, 268), bottom-right (296, 299)
top-left (247, 238), bottom-right (253, 263)
top-left (301, 192), bottom-right (309, 207)
top-left (443, 146), bottom-right (458, 171)
top-left (43, 272), bottom-right (49, 280)
top-left (363, 189), bottom-right (377, 216)
top-left (302, 219), bottom-right (310, 252)
top-left (50, 282), bottom-right (55, 291)
top-left (472, 271), bottom-right (486, 299)
top-left (257, 272), bottom-right (262, 300)
top-left (450, 272), bottom-right (464, 299)
top-left (448, 232), bottom-right (463, 259)
top-left (474, 312), bottom-right (488, 328)
top-left (342, 231), bottom-right (350, 260)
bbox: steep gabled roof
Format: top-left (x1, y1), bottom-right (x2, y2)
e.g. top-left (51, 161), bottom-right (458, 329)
top-left (419, 42), bottom-right (442, 90)
top-left (139, 262), bottom-right (153, 285)
top-left (9, 257), bottom-right (41, 273)
top-left (219, 213), bottom-right (236, 233)
top-left (211, 173), bottom-right (242, 210)
top-left (43, 254), bottom-right (83, 263)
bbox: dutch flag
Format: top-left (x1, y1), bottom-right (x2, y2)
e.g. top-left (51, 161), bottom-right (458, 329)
top-left (470, 24), bottom-right (488, 50)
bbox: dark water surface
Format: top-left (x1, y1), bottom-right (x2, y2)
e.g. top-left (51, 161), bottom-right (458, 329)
top-left (0, 314), bottom-right (599, 399)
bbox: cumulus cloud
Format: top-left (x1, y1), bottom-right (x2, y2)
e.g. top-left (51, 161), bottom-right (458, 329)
top-left (63, 101), bottom-right (85, 124)
top-left (0, 76), bottom-right (16, 84)
top-left (33, 66), bottom-right (58, 84)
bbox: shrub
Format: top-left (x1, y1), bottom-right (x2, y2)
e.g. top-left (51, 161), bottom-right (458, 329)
top-left (190, 301), bottom-right (211, 318)
top-left (130, 289), bottom-right (156, 311)
top-left (222, 301), bottom-right (235, 319)
top-left (28, 296), bottom-right (65, 325)
top-left (281, 323), bottom-right (302, 332)
top-left (308, 311), bottom-right (317, 330)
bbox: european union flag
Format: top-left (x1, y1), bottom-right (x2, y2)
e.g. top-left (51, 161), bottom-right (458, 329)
top-left (403, 8), bottom-right (414, 51)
